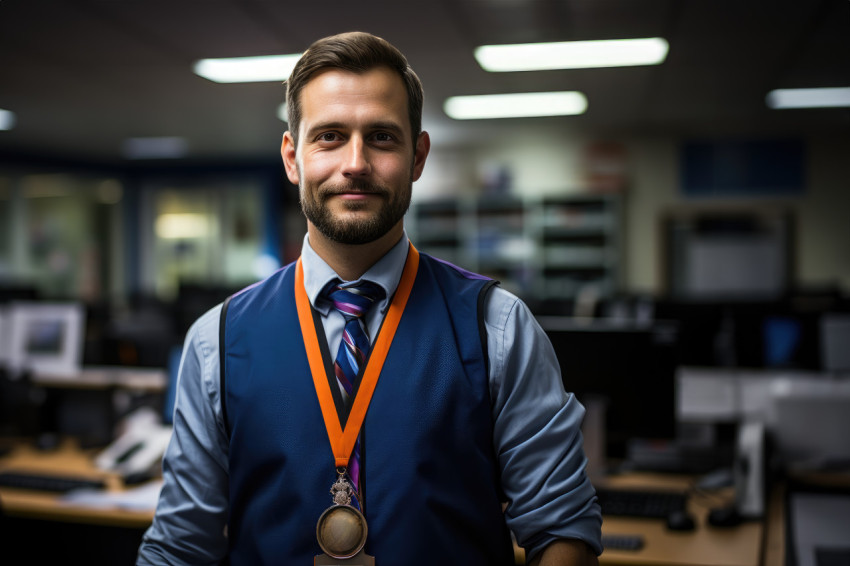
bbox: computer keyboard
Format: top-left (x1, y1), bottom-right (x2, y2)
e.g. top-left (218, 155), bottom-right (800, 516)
top-left (595, 486), bottom-right (687, 519)
top-left (0, 471), bottom-right (106, 493)
top-left (601, 534), bottom-right (645, 551)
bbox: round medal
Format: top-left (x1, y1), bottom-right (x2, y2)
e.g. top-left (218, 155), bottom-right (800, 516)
top-left (316, 504), bottom-right (368, 559)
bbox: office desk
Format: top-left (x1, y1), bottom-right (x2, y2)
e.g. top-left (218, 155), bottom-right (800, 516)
top-left (0, 438), bottom-right (155, 528)
top-left (595, 472), bottom-right (765, 566)
top-left (32, 367), bottom-right (167, 392)
top-left (0, 438), bottom-right (155, 565)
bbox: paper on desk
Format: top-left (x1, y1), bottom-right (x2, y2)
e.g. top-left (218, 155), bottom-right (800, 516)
top-left (59, 480), bottom-right (164, 511)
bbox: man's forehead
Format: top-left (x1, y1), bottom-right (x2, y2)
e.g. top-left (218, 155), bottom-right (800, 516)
top-left (298, 67), bottom-right (410, 130)
top-left (302, 66), bottom-right (406, 100)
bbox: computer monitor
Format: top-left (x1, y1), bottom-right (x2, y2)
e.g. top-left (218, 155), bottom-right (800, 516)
top-left (6, 302), bottom-right (86, 379)
top-left (0, 284), bottom-right (39, 303)
top-left (821, 313), bottom-right (850, 375)
top-left (539, 318), bottom-right (681, 461)
top-left (653, 298), bottom-right (822, 370)
top-left (0, 305), bottom-right (10, 368)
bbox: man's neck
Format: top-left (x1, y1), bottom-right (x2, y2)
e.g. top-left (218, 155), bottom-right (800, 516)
top-left (307, 224), bottom-right (404, 281)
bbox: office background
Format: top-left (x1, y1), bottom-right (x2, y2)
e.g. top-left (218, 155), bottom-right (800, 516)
top-left (1, 1), bottom-right (849, 564)
top-left (1, 0), bottom-right (848, 304)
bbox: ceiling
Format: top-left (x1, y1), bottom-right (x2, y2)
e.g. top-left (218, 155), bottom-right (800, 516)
top-left (0, 0), bottom-right (848, 163)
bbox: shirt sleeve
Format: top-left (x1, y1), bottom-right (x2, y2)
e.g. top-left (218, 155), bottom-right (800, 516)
top-left (485, 287), bottom-right (603, 559)
top-left (137, 305), bottom-right (230, 566)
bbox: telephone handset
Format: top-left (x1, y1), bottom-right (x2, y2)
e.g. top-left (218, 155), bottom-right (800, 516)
top-left (95, 407), bottom-right (172, 477)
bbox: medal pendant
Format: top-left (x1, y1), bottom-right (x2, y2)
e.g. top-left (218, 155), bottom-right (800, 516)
top-left (315, 470), bottom-right (374, 565)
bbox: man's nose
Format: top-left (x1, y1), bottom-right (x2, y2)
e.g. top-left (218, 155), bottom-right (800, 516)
top-left (342, 136), bottom-right (371, 177)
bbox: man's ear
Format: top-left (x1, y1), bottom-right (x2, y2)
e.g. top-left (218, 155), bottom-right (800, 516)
top-left (411, 131), bottom-right (431, 182)
top-left (281, 131), bottom-right (300, 185)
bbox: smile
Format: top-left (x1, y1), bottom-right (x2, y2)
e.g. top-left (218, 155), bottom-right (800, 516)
top-left (323, 187), bottom-right (385, 200)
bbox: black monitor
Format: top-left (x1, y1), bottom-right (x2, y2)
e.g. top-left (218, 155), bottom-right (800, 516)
top-left (652, 298), bottom-right (824, 370)
top-left (539, 318), bottom-right (681, 461)
top-left (0, 284), bottom-right (39, 303)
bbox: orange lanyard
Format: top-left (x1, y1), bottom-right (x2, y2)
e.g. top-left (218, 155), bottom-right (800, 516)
top-left (294, 243), bottom-right (420, 468)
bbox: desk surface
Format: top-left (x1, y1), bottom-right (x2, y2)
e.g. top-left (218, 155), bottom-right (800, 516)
top-left (595, 472), bottom-right (764, 566)
top-left (0, 439), bottom-right (156, 528)
top-left (32, 366), bottom-right (167, 391)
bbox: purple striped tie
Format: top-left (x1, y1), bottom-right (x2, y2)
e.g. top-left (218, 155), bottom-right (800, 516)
top-left (323, 279), bottom-right (385, 496)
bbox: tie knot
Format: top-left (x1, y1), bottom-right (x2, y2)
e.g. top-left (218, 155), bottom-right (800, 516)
top-left (323, 279), bottom-right (386, 320)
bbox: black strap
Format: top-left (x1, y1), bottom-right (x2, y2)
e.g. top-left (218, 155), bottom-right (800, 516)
top-left (309, 304), bottom-right (349, 427)
top-left (478, 280), bottom-right (499, 377)
top-left (219, 295), bottom-right (233, 438)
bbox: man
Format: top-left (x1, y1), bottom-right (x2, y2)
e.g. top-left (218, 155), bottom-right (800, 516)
top-left (138, 31), bottom-right (601, 565)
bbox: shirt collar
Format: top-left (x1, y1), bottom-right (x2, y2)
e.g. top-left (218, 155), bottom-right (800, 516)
top-left (300, 231), bottom-right (410, 316)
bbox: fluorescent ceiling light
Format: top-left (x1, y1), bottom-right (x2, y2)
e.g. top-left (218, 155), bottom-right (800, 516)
top-left (123, 137), bottom-right (188, 159)
top-left (0, 108), bottom-right (16, 130)
top-left (766, 87), bottom-right (850, 109)
top-left (444, 92), bottom-right (587, 120)
top-left (475, 37), bottom-right (669, 72)
top-left (193, 54), bottom-right (301, 83)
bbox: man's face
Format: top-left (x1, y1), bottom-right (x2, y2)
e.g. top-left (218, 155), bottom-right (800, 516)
top-left (282, 66), bottom-right (429, 246)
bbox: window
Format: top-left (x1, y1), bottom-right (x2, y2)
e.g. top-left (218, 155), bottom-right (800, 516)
top-left (0, 172), bottom-right (123, 302)
top-left (141, 178), bottom-right (271, 301)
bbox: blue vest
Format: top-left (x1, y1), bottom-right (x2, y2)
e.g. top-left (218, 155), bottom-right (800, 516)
top-left (222, 253), bottom-right (514, 565)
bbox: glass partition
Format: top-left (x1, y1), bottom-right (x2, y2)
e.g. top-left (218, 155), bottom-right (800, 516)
top-left (0, 172), bottom-right (123, 302)
top-left (141, 178), bottom-right (268, 301)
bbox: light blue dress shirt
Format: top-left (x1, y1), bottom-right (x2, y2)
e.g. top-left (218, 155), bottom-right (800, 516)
top-left (137, 233), bottom-right (602, 565)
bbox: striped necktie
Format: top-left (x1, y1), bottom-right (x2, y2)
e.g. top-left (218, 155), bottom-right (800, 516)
top-left (322, 279), bottom-right (386, 494)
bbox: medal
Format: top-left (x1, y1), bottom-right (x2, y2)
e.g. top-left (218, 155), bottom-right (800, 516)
top-left (315, 469), bottom-right (370, 561)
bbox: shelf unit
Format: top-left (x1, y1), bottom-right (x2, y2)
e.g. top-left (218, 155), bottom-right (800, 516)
top-left (408, 194), bottom-right (622, 301)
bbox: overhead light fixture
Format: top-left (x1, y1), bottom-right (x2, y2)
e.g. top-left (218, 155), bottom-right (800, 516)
top-left (766, 87), bottom-right (850, 109)
top-left (444, 91), bottom-right (588, 120)
top-left (122, 137), bottom-right (188, 159)
top-left (475, 37), bottom-right (669, 72)
top-left (193, 54), bottom-right (301, 83)
top-left (0, 108), bottom-right (16, 130)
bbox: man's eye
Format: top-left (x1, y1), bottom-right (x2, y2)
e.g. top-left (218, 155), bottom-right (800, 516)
top-left (318, 132), bottom-right (339, 142)
top-left (373, 132), bottom-right (394, 143)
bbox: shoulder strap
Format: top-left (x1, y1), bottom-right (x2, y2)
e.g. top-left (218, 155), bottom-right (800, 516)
top-left (477, 280), bottom-right (499, 377)
top-left (219, 295), bottom-right (233, 438)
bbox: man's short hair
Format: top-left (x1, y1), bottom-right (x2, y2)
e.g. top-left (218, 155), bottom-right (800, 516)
top-left (286, 31), bottom-right (424, 148)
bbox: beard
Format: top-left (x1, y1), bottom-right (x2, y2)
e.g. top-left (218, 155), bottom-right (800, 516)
top-left (300, 178), bottom-right (412, 245)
